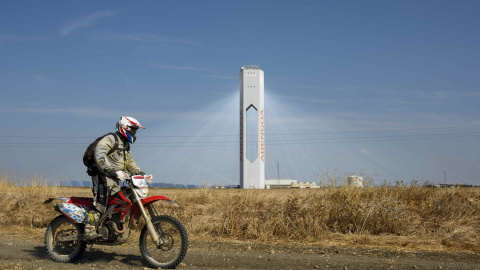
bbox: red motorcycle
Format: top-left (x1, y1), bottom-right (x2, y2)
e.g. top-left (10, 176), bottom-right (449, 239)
top-left (44, 175), bottom-right (188, 269)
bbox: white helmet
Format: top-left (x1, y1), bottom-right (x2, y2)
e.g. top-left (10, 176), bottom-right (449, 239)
top-left (115, 116), bottom-right (145, 143)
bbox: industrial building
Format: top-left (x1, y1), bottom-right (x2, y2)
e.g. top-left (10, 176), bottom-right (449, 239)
top-left (265, 179), bottom-right (319, 189)
top-left (346, 175), bottom-right (364, 187)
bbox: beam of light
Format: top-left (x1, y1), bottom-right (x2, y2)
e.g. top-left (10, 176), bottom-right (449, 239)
top-left (134, 91), bottom-right (239, 186)
top-left (24, 88), bottom-right (479, 186)
top-left (264, 90), bottom-right (480, 185)
top-left (128, 87), bottom-right (480, 186)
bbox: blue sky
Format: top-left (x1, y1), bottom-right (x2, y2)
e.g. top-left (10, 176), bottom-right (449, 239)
top-left (1, 0), bottom-right (479, 186)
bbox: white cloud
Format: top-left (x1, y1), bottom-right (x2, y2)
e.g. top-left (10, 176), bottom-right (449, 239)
top-left (124, 77), bottom-right (137, 84)
top-left (0, 34), bottom-right (42, 42)
top-left (0, 105), bottom-right (232, 121)
top-left (98, 32), bottom-right (196, 45)
top-left (459, 91), bottom-right (480, 97)
top-left (33, 75), bottom-right (54, 83)
top-left (208, 75), bottom-right (237, 80)
top-left (150, 63), bottom-right (213, 72)
top-left (151, 63), bottom-right (236, 81)
top-left (431, 91), bottom-right (448, 100)
top-left (0, 106), bottom-right (121, 118)
top-left (59, 10), bottom-right (116, 36)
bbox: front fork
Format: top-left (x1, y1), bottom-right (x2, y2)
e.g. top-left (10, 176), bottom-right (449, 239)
top-left (129, 182), bottom-right (162, 245)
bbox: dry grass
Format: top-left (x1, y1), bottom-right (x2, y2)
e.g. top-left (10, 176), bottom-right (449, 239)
top-left (1, 172), bottom-right (479, 253)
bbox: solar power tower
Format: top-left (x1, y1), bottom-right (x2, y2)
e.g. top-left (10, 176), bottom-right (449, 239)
top-left (240, 65), bottom-right (265, 189)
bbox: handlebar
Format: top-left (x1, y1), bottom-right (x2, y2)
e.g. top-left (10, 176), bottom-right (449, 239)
top-left (130, 174), bottom-right (153, 183)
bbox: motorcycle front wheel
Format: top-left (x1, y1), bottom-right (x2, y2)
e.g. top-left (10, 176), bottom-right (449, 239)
top-left (44, 215), bottom-right (86, 263)
top-left (139, 215), bottom-right (188, 269)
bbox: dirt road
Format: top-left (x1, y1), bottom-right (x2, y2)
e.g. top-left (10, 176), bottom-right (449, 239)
top-left (0, 239), bottom-right (479, 270)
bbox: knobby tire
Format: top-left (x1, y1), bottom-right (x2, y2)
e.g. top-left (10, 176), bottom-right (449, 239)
top-left (44, 215), bottom-right (87, 263)
top-left (139, 215), bottom-right (188, 269)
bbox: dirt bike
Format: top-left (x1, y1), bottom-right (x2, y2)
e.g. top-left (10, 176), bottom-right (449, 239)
top-left (43, 174), bottom-right (188, 269)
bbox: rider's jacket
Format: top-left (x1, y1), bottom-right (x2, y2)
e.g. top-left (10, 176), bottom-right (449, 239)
top-left (94, 133), bottom-right (142, 178)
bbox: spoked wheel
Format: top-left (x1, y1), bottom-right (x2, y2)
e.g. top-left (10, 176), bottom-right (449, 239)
top-left (139, 215), bottom-right (188, 269)
top-left (44, 215), bottom-right (86, 263)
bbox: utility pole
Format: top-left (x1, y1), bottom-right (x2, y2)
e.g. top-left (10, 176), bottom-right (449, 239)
top-left (277, 161), bottom-right (280, 179)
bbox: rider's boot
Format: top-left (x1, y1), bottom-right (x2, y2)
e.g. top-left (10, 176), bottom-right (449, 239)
top-left (93, 201), bottom-right (106, 214)
top-left (85, 209), bottom-right (102, 240)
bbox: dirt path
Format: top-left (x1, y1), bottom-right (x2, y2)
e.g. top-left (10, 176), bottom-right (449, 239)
top-left (0, 239), bottom-right (479, 270)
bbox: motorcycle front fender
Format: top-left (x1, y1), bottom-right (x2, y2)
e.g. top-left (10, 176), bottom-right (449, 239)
top-left (129, 196), bottom-right (179, 227)
top-left (142, 196), bottom-right (179, 208)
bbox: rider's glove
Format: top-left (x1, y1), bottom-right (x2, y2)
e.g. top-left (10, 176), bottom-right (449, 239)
top-left (138, 171), bottom-right (145, 176)
top-left (115, 171), bottom-right (129, 181)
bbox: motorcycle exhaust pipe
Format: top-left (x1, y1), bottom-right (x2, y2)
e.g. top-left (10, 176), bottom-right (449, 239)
top-left (105, 221), bottom-right (127, 234)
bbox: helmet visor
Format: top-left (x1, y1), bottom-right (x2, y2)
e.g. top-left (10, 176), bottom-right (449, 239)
top-left (129, 127), bottom-right (138, 136)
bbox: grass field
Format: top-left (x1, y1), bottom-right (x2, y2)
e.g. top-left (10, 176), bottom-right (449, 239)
top-left (0, 172), bottom-right (479, 253)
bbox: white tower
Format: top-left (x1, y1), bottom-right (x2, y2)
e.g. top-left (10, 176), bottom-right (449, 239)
top-left (240, 65), bottom-right (265, 189)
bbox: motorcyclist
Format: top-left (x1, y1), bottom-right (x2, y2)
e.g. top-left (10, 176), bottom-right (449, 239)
top-left (86, 116), bottom-right (145, 238)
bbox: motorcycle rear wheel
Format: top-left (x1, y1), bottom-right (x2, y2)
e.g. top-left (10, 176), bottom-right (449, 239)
top-left (44, 215), bottom-right (86, 263)
top-left (139, 215), bottom-right (188, 269)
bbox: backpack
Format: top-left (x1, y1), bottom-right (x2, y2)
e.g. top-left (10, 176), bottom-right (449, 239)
top-left (83, 133), bottom-right (119, 168)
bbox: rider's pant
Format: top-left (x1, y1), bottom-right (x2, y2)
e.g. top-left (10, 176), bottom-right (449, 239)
top-left (92, 174), bottom-right (121, 213)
